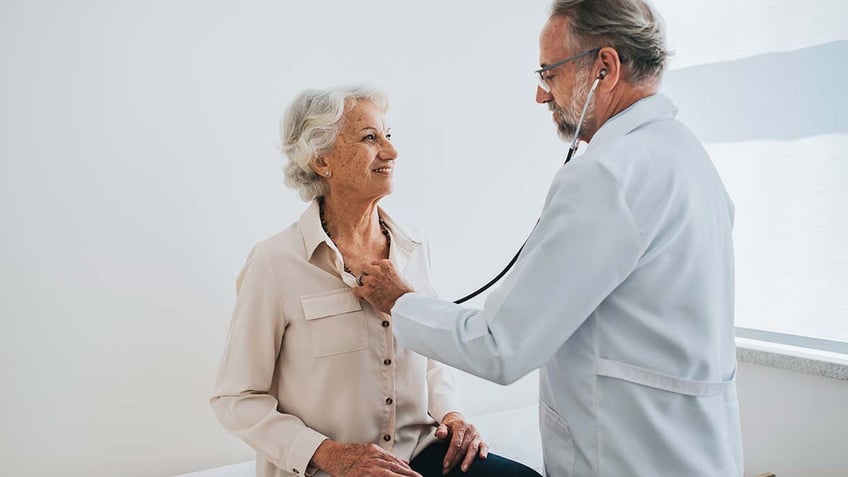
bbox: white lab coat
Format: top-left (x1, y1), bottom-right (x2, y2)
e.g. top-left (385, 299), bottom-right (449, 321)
top-left (391, 94), bottom-right (743, 476)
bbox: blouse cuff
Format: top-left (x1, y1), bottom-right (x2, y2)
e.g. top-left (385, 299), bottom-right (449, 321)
top-left (432, 406), bottom-right (462, 424)
top-left (281, 427), bottom-right (327, 476)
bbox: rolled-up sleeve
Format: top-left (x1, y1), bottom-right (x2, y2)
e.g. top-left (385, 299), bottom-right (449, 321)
top-left (210, 245), bottom-right (327, 475)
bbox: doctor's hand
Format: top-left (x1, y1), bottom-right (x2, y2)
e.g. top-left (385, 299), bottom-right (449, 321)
top-left (353, 260), bottom-right (415, 315)
top-left (436, 412), bottom-right (489, 475)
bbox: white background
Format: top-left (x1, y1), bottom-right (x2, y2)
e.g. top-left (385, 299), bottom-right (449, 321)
top-left (1, 1), bottom-right (845, 475)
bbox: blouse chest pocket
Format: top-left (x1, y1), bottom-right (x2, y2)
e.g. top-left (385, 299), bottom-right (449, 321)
top-left (300, 288), bottom-right (369, 357)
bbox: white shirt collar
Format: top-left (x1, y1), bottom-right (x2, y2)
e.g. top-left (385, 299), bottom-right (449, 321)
top-left (298, 199), bottom-right (422, 262)
top-left (585, 93), bottom-right (678, 153)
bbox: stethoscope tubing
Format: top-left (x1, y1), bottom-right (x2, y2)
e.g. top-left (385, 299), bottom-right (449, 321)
top-left (453, 75), bottom-right (603, 304)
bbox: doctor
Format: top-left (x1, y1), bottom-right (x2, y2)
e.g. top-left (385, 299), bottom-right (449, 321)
top-left (355, 0), bottom-right (743, 476)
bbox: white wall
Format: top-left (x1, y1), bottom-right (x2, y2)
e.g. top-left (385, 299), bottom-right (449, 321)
top-left (1, 1), bottom-right (846, 476)
top-left (0, 2), bottom-right (550, 476)
top-left (737, 361), bottom-right (848, 477)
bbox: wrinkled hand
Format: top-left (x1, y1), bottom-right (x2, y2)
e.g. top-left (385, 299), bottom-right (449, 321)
top-left (436, 412), bottom-right (489, 474)
top-left (352, 260), bottom-right (415, 315)
top-left (312, 440), bottom-right (422, 477)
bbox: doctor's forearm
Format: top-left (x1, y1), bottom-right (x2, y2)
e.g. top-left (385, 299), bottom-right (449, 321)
top-left (392, 294), bottom-right (533, 385)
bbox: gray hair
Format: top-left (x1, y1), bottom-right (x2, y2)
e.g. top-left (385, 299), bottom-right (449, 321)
top-left (281, 86), bottom-right (389, 201)
top-left (551, 0), bottom-right (669, 85)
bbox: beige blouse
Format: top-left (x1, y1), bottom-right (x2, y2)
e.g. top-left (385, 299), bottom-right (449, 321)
top-left (210, 200), bottom-right (458, 477)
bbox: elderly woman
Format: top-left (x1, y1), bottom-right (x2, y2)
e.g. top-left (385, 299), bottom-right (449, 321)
top-left (210, 86), bottom-right (539, 477)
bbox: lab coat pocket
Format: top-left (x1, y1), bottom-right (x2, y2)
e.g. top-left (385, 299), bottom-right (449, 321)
top-left (300, 288), bottom-right (368, 357)
top-left (539, 399), bottom-right (576, 477)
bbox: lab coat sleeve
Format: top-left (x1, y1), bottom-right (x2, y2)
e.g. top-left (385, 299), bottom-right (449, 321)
top-left (392, 161), bottom-right (643, 384)
top-left (210, 245), bottom-right (327, 476)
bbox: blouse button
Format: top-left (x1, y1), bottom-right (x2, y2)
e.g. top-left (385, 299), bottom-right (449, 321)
top-left (383, 359), bottom-right (392, 365)
top-left (385, 397), bottom-right (393, 405)
top-left (383, 434), bottom-right (391, 442)
top-left (382, 320), bottom-right (390, 327)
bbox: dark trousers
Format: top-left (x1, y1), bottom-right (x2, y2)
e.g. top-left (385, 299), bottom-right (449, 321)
top-left (410, 442), bottom-right (541, 477)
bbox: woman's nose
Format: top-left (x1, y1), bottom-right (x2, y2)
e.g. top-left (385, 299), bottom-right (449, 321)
top-left (380, 139), bottom-right (397, 160)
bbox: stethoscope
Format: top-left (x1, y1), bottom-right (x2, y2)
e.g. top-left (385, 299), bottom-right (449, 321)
top-left (452, 69), bottom-right (607, 304)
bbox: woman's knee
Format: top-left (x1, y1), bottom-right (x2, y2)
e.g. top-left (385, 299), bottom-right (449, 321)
top-left (461, 453), bottom-right (540, 477)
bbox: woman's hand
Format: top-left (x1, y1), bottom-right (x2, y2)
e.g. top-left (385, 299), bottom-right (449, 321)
top-left (436, 412), bottom-right (489, 474)
top-left (311, 440), bottom-right (423, 477)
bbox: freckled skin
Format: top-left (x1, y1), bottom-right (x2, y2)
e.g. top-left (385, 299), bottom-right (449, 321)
top-left (318, 100), bottom-right (397, 206)
top-left (314, 100), bottom-right (397, 277)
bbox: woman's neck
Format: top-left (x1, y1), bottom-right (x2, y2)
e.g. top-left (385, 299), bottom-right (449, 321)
top-left (320, 194), bottom-right (382, 246)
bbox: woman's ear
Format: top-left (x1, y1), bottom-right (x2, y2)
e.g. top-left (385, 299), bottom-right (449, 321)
top-left (311, 156), bottom-right (330, 177)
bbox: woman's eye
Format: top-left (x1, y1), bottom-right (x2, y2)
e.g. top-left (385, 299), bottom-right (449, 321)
top-left (363, 134), bottom-right (376, 142)
top-left (385, 133), bottom-right (392, 141)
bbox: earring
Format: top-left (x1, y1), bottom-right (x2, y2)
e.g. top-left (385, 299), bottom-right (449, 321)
top-left (323, 171), bottom-right (331, 177)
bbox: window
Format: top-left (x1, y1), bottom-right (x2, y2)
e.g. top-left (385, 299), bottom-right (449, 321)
top-left (656, 0), bottom-right (848, 347)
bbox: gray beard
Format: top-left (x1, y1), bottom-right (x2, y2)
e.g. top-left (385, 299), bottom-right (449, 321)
top-left (553, 104), bottom-right (578, 141)
top-left (551, 70), bottom-right (593, 142)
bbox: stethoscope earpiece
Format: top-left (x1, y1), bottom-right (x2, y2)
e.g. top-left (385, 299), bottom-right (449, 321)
top-left (454, 64), bottom-right (608, 304)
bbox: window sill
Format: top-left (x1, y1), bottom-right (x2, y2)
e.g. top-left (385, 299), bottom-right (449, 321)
top-left (736, 337), bottom-right (848, 381)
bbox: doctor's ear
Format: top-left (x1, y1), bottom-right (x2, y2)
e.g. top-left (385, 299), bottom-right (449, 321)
top-left (596, 47), bottom-right (622, 91)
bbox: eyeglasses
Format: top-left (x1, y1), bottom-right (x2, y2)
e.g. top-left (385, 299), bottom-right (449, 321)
top-left (534, 48), bottom-right (600, 92)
